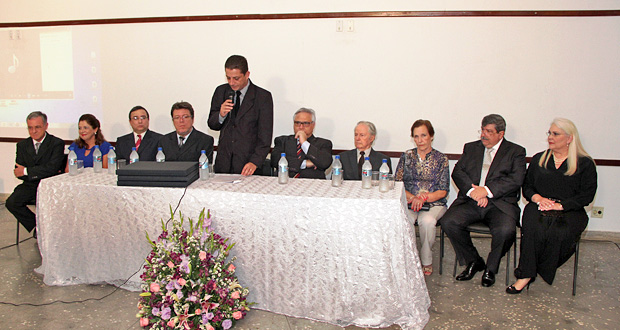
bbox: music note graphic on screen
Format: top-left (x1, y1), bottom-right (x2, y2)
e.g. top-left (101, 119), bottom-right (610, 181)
top-left (8, 54), bottom-right (19, 74)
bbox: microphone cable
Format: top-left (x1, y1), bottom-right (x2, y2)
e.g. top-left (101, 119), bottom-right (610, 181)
top-left (0, 185), bottom-right (189, 308)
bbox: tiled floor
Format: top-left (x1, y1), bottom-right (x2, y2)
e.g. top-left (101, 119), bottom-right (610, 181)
top-left (1, 197), bottom-right (619, 329)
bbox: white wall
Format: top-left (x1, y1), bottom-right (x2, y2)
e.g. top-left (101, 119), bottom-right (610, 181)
top-left (1, 1), bottom-right (619, 232)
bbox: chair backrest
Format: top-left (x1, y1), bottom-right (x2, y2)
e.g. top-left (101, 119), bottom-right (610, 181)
top-left (258, 157), bottom-right (275, 176)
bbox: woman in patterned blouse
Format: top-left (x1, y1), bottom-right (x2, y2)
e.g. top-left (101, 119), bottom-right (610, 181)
top-left (395, 119), bottom-right (450, 276)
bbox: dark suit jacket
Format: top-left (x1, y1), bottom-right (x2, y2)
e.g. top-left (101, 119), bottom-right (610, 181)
top-left (451, 139), bottom-right (526, 220)
top-left (271, 134), bottom-right (333, 179)
top-left (208, 80), bottom-right (273, 173)
top-left (15, 133), bottom-right (65, 187)
top-left (115, 129), bottom-right (162, 161)
top-left (158, 128), bottom-right (214, 163)
top-left (340, 148), bottom-right (392, 180)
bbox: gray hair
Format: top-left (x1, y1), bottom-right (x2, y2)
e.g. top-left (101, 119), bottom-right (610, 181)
top-left (293, 107), bottom-right (316, 122)
top-left (356, 121), bottom-right (377, 137)
top-left (27, 111), bottom-right (48, 125)
top-left (481, 114), bottom-right (506, 133)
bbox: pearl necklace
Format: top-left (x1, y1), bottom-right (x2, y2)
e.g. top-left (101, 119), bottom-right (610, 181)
top-left (553, 152), bottom-right (567, 166)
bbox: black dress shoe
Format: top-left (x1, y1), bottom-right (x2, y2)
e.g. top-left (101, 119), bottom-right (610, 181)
top-left (481, 269), bottom-right (496, 287)
top-left (455, 258), bottom-right (486, 281)
top-left (506, 277), bottom-right (536, 294)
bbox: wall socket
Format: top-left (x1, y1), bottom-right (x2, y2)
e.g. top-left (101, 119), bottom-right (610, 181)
top-left (591, 206), bottom-right (604, 218)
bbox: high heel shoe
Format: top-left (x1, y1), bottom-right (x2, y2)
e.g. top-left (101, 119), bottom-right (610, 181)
top-left (506, 277), bottom-right (536, 294)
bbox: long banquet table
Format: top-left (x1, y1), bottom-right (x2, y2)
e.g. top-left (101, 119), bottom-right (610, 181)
top-left (36, 169), bottom-right (430, 329)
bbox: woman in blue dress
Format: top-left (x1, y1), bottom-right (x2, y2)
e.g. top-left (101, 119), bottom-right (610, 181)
top-left (66, 114), bottom-right (111, 170)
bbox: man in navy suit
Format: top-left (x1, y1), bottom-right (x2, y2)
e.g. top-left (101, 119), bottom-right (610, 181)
top-left (441, 114), bottom-right (526, 287)
top-left (159, 101), bottom-right (214, 163)
top-left (6, 111), bottom-right (65, 235)
top-left (271, 108), bottom-right (332, 179)
top-left (340, 121), bottom-right (391, 180)
top-left (115, 106), bottom-right (162, 162)
top-left (208, 55), bottom-right (273, 176)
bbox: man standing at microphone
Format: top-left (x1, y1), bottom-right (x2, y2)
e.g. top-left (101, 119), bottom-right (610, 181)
top-left (208, 55), bottom-right (274, 175)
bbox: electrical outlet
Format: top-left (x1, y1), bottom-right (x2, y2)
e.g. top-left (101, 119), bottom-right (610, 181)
top-left (336, 20), bottom-right (343, 32)
top-left (346, 20), bottom-right (355, 32)
top-left (591, 206), bottom-right (604, 218)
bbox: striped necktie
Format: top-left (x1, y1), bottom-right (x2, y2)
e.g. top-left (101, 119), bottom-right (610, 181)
top-left (294, 139), bottom-right (302, 178)
top-left (135, 134), bottom-right (142, 150)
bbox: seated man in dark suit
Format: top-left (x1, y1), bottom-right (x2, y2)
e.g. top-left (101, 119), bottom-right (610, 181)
top-left (6, 111), bottom-right (65, 236)
top-left (441, 114), bottom-right (526, 287)
top-left (158, 101), bottom-right (214, 163)
top-left (271, 108), bottom-right (332, 179)
top-left (340, 121), bottom-right (392, 180)
top-left (115, 105), bottom-right (162, 162)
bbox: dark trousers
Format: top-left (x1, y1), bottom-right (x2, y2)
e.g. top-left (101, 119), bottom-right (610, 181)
top-left (441, 199), bottom-right (517, 274)
top-left (6, 183), bottom-right (37, 232)
top-left (515, 202), bottom-right (588, 284)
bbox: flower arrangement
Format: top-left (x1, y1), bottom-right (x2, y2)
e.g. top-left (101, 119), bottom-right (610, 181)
top-left (137, 208), bottom-right (251, 329)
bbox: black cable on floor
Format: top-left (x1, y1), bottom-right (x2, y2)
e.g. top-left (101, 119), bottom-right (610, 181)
top-left (0, 185), bottom-right (189, 307)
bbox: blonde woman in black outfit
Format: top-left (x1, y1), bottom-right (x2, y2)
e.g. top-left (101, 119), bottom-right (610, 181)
top-left (507, 118), bottom-right (597, 294)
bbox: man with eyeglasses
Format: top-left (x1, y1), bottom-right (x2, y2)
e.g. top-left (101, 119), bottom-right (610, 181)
top-left (208, 55), bottom-right (273, 176)
top-left (441, 114), bottom-right (526, 287)
top-left (159, 101), bottom-right (214, 162)
top-left (271, 108), bottom-right (333, 179)
top-left (7, 111), bottom-right (65, 238)
top-left (115, 105), bottom-right (163, 162)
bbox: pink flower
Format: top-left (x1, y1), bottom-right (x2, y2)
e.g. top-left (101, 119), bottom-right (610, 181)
top-left (199, 251), bottom-right (207, 260)
top-left (231, 291), bottom-right (240, 299)
top-left (139, 318), bottom-right (149, 327)
top-left (195, 308), bottom-right (202, 315)
top-left (167, 319), bottom-right (176, 327)
top-left (167, 261), bottom-right (175, 268)
top-left (150, 282), bottom-right (160, 293)
top-left (178, 278), bottom-right (186, 286)
top-left (228, 264), bottom-right (236, 272)
top-left (232, 311), bottom-right (243, 320)
top-left (206, 325), bottom-right (215, 330)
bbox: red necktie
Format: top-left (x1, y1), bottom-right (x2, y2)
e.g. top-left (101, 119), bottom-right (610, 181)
top-left (294, 139), bottom-right (302, 178)
top-left (136, 134), bottom-right (142, 150)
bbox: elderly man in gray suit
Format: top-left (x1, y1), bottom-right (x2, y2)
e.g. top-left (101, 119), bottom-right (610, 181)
top-left (340, 121), bottom-right (391, 180)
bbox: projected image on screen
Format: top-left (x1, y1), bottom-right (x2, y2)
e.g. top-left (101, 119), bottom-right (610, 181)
top-left (0, 27), bottom-right (101, 127)
top-left (1, 28), bottom-right (74, 99)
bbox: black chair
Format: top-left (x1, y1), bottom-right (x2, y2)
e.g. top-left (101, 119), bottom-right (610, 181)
top-left (571, 238), bottom-right (581, 296)
top-left (439, 222), bottom-right (517, 286)
top-left (258, 158), bottom-right (275, 176)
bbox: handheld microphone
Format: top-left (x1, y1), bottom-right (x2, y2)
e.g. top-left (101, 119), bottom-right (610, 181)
top-left (227, 91), bottom-right (235, 105)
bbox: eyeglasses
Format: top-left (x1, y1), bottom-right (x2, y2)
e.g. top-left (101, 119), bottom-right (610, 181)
top-left (546, 131), bottom-right (565, 137)
top-left (294, 121), bottom-right (313, 127)
top-left (131, 115), bottom-right (147, 121)
top-left (173, 115), bottom-right (192, 121)
top-left (478, 129), bottom-right (497, 135)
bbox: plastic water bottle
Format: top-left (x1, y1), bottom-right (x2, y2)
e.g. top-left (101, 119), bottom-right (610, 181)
top-left (68, 147), bottom-right (78, 176)
top-left (379, 159), bottom-right (390, 192)
top-left (156, 147), bottom-right (165, 162)
top-left (361, 156), bottom-right (372, 189)
top-left (278, 153), bottom-right (288, 184)
top-left (107, 146), bottom-right (116, 175)
top-left (199, 150), bottom-right (208, 180)
top-left (331, 155), bottom-right (343, 187)
top-left (129, 147), bottom-right (139, 164)
top-left (93, 145), bottom-right (102, 173)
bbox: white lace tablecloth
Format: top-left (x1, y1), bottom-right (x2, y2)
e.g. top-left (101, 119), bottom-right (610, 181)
top-left (36, 169), bottom-right (430, 329)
